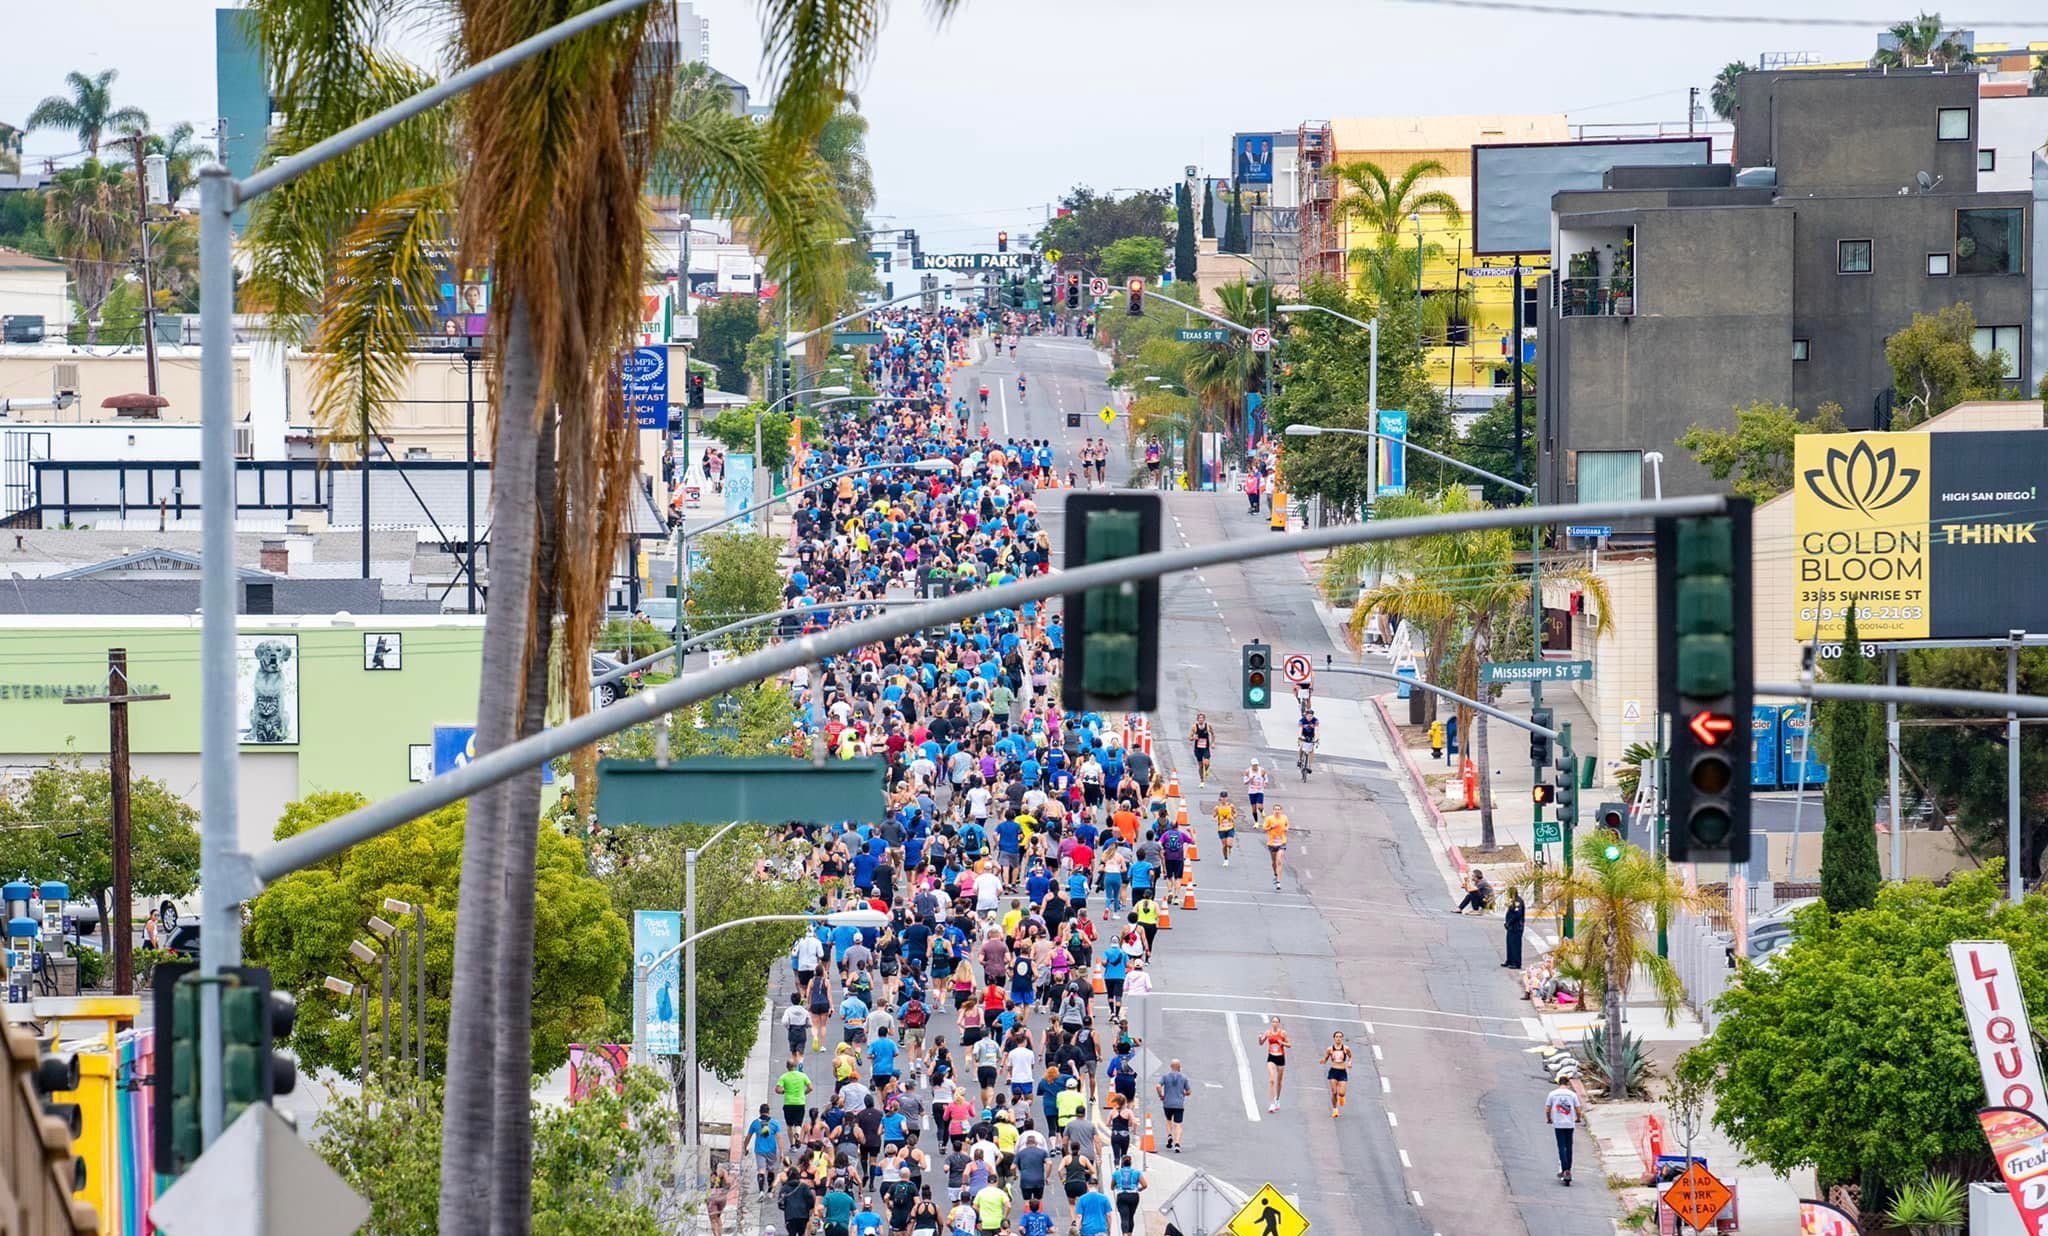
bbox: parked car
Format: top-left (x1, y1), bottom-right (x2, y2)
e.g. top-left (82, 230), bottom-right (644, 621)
top-left (1722, 897), bottom-right (1816, 969)
top-left (590, 652), bottom-right (644, 709)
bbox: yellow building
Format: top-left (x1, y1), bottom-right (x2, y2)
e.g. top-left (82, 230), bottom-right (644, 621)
top-left (1329, 114), bottom-right (1569, 413)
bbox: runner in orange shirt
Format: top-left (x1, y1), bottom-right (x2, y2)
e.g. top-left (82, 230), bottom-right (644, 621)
top-left (1111, 803), bottom-right (1141, 846)
top-left (1262, 806), bottom-right (1290, 891)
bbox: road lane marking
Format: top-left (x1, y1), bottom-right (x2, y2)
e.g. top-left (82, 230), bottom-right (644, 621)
top-left (1521, 1017), bottom-right (1548, 1041)
top-left (1398, 1148), bottom-right (1412, 1168)
top-left (1387, 1111), bottom-right (1398, 1127)
top-left (1413, 1190), bottom-right (1425, 1207)
top-left (1371, 1044), bottom-right (1384, 1060)
top-left (1381, 1076), bottom-right (1392, 1094)
top-left (1225, 1012), bottom-right (1262, 1123)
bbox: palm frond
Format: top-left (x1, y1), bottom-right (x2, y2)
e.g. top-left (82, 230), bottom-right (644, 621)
top-left (756, 0), bottom-right (886, 151)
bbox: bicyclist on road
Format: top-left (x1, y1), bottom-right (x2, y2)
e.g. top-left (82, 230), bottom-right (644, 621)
top-left (1242, 760), bottom-right (1269, 822)
top-left (1297, 707), bottom-right (1320, 778)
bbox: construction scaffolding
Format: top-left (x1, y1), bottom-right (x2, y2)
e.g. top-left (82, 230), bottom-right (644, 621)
top-left (1296, 121), bottom-right (1343, 283)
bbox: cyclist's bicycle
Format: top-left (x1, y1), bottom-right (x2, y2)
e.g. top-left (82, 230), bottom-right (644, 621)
top-left (1296, 741), bottom-right (1314, 781)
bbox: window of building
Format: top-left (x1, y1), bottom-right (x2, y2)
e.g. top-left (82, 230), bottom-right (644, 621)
top-left (1837, 239), bottom-right (1873, 274)
top-left (1793, 338), bottom-right (1809, 361)
top-left (1956, 208), bottom-right (2024, 275)
top-left (1927, 252), bottom-right (1951, 276)
top-left (1576, 450), bottom-right (1643, 504)
top-left (1937, 107), bottom-right (1971, 141)
top-left (1978, 148), bottom-right (1996, 173)
top-left (1972, 325), bottom-right (2023, 380)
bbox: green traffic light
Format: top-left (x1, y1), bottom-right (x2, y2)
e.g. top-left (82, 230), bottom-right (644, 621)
top-left (1249, 687), bottom-right (1266, 704)
top-left (1603, 844), bottom-right (1622, 862)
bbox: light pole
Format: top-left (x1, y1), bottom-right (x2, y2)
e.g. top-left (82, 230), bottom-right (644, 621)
top-left (323, 975), bottom-right (365, 1085)
top-left (368, 914), bottom-right (405, 1074)
top-left (683, 820), bottom-right (743, 1187)
top-left (384, 896), bottom-right (428, 1079)
top-left (347, 938), bottom-right (385, 1081)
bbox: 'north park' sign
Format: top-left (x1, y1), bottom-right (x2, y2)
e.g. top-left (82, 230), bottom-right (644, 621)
top-left (1793, 431), bottom-right (2048, 642)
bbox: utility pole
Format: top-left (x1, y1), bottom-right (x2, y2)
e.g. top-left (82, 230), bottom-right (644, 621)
top-left (129, 133), bottom-right (162, 396)
top-left (64, 649), bottom-right (169, 995)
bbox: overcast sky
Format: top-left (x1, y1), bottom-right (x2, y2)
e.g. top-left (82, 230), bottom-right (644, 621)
top-left (4, 0), bottom-right (2038, 250)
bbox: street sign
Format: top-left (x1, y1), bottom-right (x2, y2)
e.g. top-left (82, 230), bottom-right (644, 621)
top-left (1661, 1161), bottom-right (1733, 1231)
top-left (1160, 1169), bottom-right (1241, 1236)
top-left (1534, 820), bottom-right (1563, 845)
top-left (1177, 328), bottom-right (1230, 343)
top-left (915, 252), bottom-right (1032, 271)
top-left (623, 345), bottom-right (667, 428)
top-left (1281, 653), bottom-right (1313, 686)
top-left (1564, 524), bottom-right (1613, 540)
top-left (1089, 277), bottom-right (1108, 297)
top-left (1099, 406), bottom-right (1117, 425)
top-left (596, 756), bottom-right (887, 826)
top-left (1463, 265), bottom-right (1538, 277)
top-left (1483, 660), bottom-right (1594, 684)
top-left (151, 1104), bottom-right (369, 1236)
top-left (1621, 699), bottom-right (1643, 722)
top-left (836, 330), bottom-right (887, 346)
top-left (1227, 1183), bottom-right (1309, 1236)
top-left (1044, 248), bottom-right (1062, 263)
top-left (1250, 326), bottom-right (1273, 352)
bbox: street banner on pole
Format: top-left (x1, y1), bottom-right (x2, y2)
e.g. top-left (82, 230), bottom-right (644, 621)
top-left (724, 452), bottom-right (756, 529)
top-left (1376, 410), bottom-right (1408, 497)
top-left (1797, 1199), bottom-right (1861, 1235)
top-left (1951, 940), bottom-right (2048, 1117)
top-left (635, 910), bottom-right (682, 1056)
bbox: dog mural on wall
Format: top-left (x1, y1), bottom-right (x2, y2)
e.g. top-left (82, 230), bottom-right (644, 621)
top-left (242, 638), bottom-right (296, 743)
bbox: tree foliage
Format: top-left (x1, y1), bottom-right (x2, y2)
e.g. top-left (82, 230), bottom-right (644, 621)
top-left (1870, 12), bottom-right (1975, 68)
top-left (1172, 182), bottom-right (1197, 285)
top-left (246, 792), bottom-right (628, 1080)
top-left (25, 69), bottom-right (149, 159)
top-left (1035, 186), bottom-right (1169, 275)
top-left (1098, 236), bottom-right (1166, 283)
top-left (1710, 62), bottom-right (1748, 120)
top-left (683, 531), bottom-right (786, 632)
top-left (1887, 303), bottom-right (2011, 427)
top-left (702, 405), bottom-right (803, 470)
top-left (1681, 868), bottom-right (2039, 1189)
top-left (1679, 400), bottom-right (1847, 502)
top-left (0, 759), bottom-right (199, 952)
top-left (1200, 180), bottom-right (1215, 240)
top-left (42, 160), bottom-right (137, 341)
top-left (314, 1070), bottom-right (686, 1235)
top-left (1330, 159), bottom-right (1462, 238)
top-left (1820, 606), bottom-right (1883, 913)
top-left (1900, 646), bottom-right (2048, 878)
top-left (693, 295), bottom-right (762, 396)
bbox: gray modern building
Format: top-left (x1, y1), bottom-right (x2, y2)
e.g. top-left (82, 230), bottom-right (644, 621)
top-left (1537, 68), bottom-right (2044, 508)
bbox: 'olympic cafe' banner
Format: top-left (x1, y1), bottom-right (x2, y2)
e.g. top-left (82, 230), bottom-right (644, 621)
top-left (1793, 430), bottom-right (2048, 642)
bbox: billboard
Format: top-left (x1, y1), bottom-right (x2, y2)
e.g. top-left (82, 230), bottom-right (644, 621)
top-left (1234, 133), bottom-right (1275, 186)
top-left (1471, 138), bottom-right (1711, 256)
top-left (1792, 430), bottom-right (2048, 641)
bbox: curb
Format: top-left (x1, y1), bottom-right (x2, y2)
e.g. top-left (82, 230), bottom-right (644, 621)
top-left (1370, 693), bottom-right (1463, 875)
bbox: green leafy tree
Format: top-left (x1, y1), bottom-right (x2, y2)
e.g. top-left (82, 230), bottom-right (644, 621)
top-left (1173, 182), bottom-right (1197, 285)
top-left (702, 405), bottom-right (804, 470)
top-left (683, 532), bottom-right (785, 633)
top-left (695, 295), bottom-right (762, 396)
top-left (1820, 606), bottom-right (1883, 913)
top-left (0, 759), bottom-right (199, 953)
top-left (1678, 400), bottom-right (1847, 502)
top-left (1454, 394), bottom-right (1528, 506)
top-left (1887, 303), bottom-right (2011, 426)
top-left (1034, 186), bottom-right (1170, 275)
top-left (1710, 62), bottom-right (1748, 120)
top-left (246, 791), bottom-right (629, 1080)
top-left (1900, 646), bottom-right (2048, 879)
top-left (42, 160), bottom-right (136, 343)
top-left (314, 1070), bottom-right (685, 1235)
top-left (25, 69), bottom-right (149, 159)
top-left (0, 190), bottom-right (52, 257)
top-left (1201, 180), bottom-right (1215, 240)
top-left (1221, 186), bottom-right (1247, 255)
top-left (1099, 236), bottom-right (1166, 283)
top-left (1330, 159), bottom-right (1462, 238)
top-left (1680, 868), bottom-right (2041, 1190)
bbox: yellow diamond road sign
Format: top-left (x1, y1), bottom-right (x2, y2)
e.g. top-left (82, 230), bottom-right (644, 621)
top-left (1227, 1184), bottom-right (1309, 1236)
top-left (1099, 405), bottom-right (1117, 425)
top-left (1044, 248), bottom-right (1062, 263)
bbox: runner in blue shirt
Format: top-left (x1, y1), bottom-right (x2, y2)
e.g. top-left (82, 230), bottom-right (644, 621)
top-left (1074, 1187), bottom-right (1114, 1235)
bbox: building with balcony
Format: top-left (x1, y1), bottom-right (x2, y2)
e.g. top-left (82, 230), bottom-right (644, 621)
top-left (1537, 68), bottom-right (2044, 509)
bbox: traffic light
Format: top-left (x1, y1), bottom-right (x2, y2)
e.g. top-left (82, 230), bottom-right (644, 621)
top-left (1532, 783), bottom-right (1553, 806)
top-left (1529, 706), bottom-right (1554, 767)
top-left (997, 230), bottom-right (1008, 253)
top-left (1065, 272), bottom-right (1081, 310)
top-left (1656, 498), bottom-right (1753, 862)
top-left (1553, 748), bottom-right (1577, 826)
top-left (778, 356), bottom-right (793, 399)
top-left (1061, 494), bottom-right (1161, 711)
top-left (1241, 642), bottom-right (1273, 710)
top-left (3, 1021), bottom-right (91, 1217)
top-left (1597, 802), bottom-right (1627, 836)
top-left (686, 370), bottom-right (705, 409)
top-left (1126, 277), bottom-right (1144, 316)
top-left (153, 963), bottom-right (298, 1176)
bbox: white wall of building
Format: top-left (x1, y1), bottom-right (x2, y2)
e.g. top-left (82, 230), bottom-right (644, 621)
top-left (1979, 96), bottom-right (2048, 193)
top-left (0, 258), bottom-right (68, 333)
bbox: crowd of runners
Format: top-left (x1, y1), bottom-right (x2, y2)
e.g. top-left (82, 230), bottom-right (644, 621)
top-left (687, 305), bottom-right (1314, 1236)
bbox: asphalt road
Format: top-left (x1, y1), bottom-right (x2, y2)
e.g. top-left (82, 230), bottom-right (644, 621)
top-left (769, 331), bottom-right (1614, 1235)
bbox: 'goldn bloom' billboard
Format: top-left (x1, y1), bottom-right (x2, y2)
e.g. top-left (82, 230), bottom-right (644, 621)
top-left (1794, 431), bottom-right (2047, 641)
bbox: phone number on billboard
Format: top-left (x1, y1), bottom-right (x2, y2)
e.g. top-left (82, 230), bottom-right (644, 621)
top-left (1799, 606), bottom-right (1924, 624)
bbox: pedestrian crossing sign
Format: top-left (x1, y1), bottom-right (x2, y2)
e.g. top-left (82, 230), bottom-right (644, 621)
top-left (1227, 1183), bottom-right (1309, 1236)
top-left (1099, 405), bottom-right (1117, 425)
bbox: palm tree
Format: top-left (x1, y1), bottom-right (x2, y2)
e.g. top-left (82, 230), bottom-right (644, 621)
top-left (1330, 158), bottom-right (1462, 239)
top-left (1327, 487), bottom-right (1612, 846)
top-left (1512, 837), bottom-right (1709, 1092)
top-left (1181, 278), bottom-right (1269, 437)
top-left (42, 160), bottom-right (134, 342)
top-left (26, 69), bottom-right (149, 159)
top-left (1871, 12), bottom-right (1974, 69)
top-left (1709, 62), bottom-right (1748, 121)
top-left (816, 103), bottom-right (875, 229)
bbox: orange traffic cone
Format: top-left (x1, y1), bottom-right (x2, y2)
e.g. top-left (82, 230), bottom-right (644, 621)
top-left (1182, 888), bottom-right (1197, 909)
top-left (1167, 775), bottom-right (1181, 800)
top-left (1175, 804), bottom-right (1189, 827)
top-left (1092, 967), bottom-right (1106, 995)
top-left (1187, 841), bottom-right (1200, 862)
top-left (1141, 1115), bottom-right (1157, 1153)
top-left (1158, 907), bottom-right (1173, 930)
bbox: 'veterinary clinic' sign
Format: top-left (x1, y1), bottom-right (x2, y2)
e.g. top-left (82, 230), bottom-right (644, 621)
top-left (1950, 941), bottom-right (2048, 1115)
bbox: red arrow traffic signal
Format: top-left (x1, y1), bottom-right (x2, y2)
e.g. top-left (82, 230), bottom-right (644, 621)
top-left (1688, 711), bottom-right (1736, 746)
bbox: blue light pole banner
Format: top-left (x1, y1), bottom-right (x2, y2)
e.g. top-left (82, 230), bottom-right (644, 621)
top-left (1376, 409), bottom-right (1409, 497)
top-left (634, 910), bottom-right (682, 1056)
top-left (724, 451), bottom-right (756, 528)
top-left (623, 346), bottom-right (668, 428)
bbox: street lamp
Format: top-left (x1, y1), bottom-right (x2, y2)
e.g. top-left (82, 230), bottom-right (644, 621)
top-left (1283, 424), bottom-right (1530, 497)
top-left (382, 897), bottom-right (426, 1079)
top-left (323, 975), bottom-right (370, 1085)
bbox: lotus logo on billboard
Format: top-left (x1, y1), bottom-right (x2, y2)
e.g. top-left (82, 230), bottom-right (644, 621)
top-left (1795, 430), bottom-right (2048, 642)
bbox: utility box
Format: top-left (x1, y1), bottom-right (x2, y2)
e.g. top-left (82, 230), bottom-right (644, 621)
top-left (1971, 1182), bottom-right (2026, 1235)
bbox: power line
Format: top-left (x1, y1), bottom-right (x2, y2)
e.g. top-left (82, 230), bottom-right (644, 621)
top-left (1380, 0), bottom-right (2034, 26)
